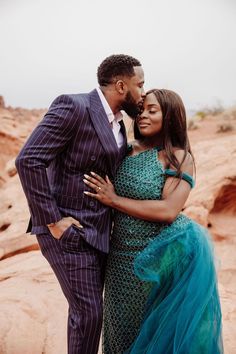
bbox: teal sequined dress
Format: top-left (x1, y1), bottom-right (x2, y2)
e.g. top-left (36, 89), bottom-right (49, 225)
top-left (103, 147), bottom-right (223, 354)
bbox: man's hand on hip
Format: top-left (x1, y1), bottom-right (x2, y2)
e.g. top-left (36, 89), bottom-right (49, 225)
top-left (47, 217), bottom-right (83, 240)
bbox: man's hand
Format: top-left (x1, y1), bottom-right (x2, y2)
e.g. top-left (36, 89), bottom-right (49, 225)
top-left (47, 216), bottom-right (83, 240)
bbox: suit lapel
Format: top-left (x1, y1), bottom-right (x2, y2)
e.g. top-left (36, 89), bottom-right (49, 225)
top-left (88, 89), bottom-right (120, 177)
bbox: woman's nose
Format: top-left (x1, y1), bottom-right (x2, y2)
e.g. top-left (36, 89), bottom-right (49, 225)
top-left (139, 110), bottom-right (147, 119)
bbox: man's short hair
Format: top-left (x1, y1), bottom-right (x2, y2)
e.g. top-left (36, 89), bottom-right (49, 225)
top-left (97, 54), bottom-right (141, 86)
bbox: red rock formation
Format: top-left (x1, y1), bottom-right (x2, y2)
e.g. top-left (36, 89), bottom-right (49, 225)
top-left (0, 101), bottom-right (236, 353)
top-left (0, 96), bottom-right (5, 108)
top-left (0, 103), bottom-right (45, 177)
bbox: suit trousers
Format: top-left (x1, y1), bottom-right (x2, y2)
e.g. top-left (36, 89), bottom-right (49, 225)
top-left (36, 225), bottom-right (107, 354)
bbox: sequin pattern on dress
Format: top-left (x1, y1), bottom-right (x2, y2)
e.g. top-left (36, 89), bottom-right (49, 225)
top-left (103, 147), bottom-right (188, 353)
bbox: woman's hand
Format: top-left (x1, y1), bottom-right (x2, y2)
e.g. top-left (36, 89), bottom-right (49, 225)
top-left (83, 172), bottom-right (118, 207)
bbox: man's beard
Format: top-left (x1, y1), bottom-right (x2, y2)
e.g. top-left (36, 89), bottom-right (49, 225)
top-left (121, 91), bottom-right (141, 119)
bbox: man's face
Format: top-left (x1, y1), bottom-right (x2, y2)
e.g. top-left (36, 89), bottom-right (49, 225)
top-left (121, 66), bottom-right (145, 118)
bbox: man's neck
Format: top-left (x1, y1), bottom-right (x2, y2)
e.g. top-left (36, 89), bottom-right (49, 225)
top-left (99, 86), bottom-right (121, 115)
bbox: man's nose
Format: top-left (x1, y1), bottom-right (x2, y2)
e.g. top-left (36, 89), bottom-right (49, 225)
top-left (141, 87), bottom-right (146, 97)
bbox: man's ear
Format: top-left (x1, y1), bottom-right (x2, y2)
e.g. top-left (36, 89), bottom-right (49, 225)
top-left (115, 80), bottom-right (126, 94)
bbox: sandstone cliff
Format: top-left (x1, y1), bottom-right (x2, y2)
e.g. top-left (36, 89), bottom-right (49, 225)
top-left (0, 101), bottom-right (235, 353)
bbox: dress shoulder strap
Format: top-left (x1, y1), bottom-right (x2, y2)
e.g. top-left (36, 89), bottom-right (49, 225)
top-left (165, 169), bottom-right (195, 188)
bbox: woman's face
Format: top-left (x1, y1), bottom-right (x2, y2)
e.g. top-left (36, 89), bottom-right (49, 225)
top-left (136, 92), bottom-right (163, 137)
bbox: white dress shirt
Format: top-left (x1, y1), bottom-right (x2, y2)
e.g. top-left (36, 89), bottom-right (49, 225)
top-left (96, 87), bottom-right (124, 148)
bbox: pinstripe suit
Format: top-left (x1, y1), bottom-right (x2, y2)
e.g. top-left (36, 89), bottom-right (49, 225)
top-left (15, 89), bottom-right (127, 354)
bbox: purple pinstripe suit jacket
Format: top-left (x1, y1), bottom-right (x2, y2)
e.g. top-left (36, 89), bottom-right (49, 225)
top-left (15, 89), bottom-right (127, 253)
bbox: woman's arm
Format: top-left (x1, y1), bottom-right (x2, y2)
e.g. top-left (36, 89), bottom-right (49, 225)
top-left (84, 150), bottom-right (194, 223)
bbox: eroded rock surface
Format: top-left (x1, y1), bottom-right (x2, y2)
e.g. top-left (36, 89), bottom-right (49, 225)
top-left (0, 103), bottom-right (236, 353)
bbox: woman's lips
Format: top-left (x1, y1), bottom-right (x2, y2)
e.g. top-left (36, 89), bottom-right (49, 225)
top-left (138, 123), bottom-right (150, 128)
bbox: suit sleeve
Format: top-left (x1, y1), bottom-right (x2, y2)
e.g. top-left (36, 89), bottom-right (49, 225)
top-left (15, 94), bottom-right (81, 227)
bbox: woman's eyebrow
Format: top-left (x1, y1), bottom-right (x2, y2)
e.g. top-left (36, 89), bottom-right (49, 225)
top-left (146, 104), bottom-right (159, 108)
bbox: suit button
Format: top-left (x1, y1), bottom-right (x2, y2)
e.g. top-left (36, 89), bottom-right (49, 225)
top-left (91, 155), bottom-right (96, 161)
top-left (89, 201), bottom-right (95, 207)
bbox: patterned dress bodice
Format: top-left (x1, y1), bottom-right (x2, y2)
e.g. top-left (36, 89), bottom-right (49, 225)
top-left (115, 146), bottom-right (165, 200)
top-left (111, 146), bottom-right (185, 250)
top-left (103, 147), bottom-right (189, 353)
top-left (103, 147), bottom-right (222, 354)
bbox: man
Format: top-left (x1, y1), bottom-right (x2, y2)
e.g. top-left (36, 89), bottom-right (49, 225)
top-left (15, 54), bottom-right (145, 354)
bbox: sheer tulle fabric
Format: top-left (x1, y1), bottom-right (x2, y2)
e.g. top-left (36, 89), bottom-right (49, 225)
top-left (127, 220), bottom-right (223, 354)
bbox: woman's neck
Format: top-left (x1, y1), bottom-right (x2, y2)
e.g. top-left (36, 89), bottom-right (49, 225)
top-left (138, 137), bottom-right (163, 150)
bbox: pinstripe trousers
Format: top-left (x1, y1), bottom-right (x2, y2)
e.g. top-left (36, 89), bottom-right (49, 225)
top-left (36, 225), bottom-right (107, 354)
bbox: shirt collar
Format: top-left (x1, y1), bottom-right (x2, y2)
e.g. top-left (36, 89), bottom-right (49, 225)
top-left (96, 87), bottom-right (123, 123)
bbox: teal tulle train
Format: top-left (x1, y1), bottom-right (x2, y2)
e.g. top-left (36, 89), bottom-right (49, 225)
top-left (127, 219), bottom-right (223, 354)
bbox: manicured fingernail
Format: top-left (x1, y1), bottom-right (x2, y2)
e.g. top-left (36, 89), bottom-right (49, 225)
top-left (84, 191), bottom-right (88, 194)
top-left (83, 179), bottom-right (88, 183)
top-left (84, 174), bottom-right (89, 178)
top-left (91, 171), bottom-right (95, 175)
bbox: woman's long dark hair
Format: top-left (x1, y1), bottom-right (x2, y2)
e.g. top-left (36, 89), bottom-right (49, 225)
top-left (134, 89), bottom-right (195, 176)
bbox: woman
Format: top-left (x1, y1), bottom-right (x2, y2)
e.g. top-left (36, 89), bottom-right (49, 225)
top-left (84, 89), bottom-right (223, 353)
